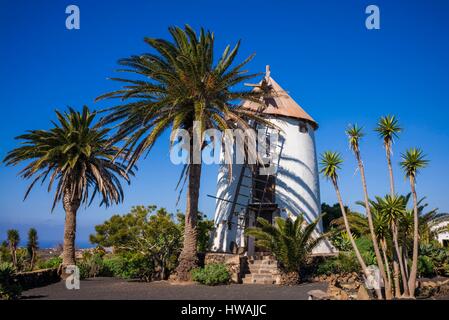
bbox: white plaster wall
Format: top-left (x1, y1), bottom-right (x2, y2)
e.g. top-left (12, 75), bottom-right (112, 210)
top-left (211, 115), bottom-right (334, 254)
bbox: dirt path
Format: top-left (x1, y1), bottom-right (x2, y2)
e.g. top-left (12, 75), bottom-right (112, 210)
top-left (21, 277), bottom-right (328, 300)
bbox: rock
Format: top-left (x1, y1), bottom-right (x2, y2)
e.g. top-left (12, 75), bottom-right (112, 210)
top-left (357, 285), bottom-right (370, 300)
top-left (308, 289), bottom-right (330, 300)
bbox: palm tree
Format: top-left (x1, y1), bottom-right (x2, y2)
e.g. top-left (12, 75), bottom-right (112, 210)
top-left (400, 148), bottom-right (429, 296)
top-left (346, 124), bottom-right (390, 299)
top-left (375, 115), bottom-right (402, 195)
top-left (245, 213), bottom-right (325, 285)
top-left (319, 152), bottom-right (370, 277)
top-left (27, 228), bottom-right (38, 270)
top-left (375, 115), bottom-right (406, 297)
top-left (96, 25), bottom-right (268, 280)
top-left (7, 230), bottom-right (20, 268)
top-left (3, 106), bottom-right (132, 269)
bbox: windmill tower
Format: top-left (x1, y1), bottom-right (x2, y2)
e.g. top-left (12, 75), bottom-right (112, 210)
top-left (210, 66), bottom-right (334, 255)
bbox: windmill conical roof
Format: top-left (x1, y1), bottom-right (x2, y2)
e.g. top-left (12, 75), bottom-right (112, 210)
top-left (241, 75), bottom-right (318, 129)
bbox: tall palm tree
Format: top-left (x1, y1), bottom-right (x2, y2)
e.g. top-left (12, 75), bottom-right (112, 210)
top-left (7, 229), bottom-right (20, 268)
top-left (375, 115), bottom-right (402, 195)
top-left (96, 25), bottom-right (268, 280)
top-left (245, 213), bottom-right (325, 285)
top-left (375, 115), bottom-right (406, 296)
top-left (27, 228), bottom-right (38, 270)
top-left (4, 106), bottom-right (132, 269)
top-left (319, 152), bottom-right (370, 277)
top-left (346, 124), bottom-right (390, 299)
top-left (400, 148), bottom-right (429, 296)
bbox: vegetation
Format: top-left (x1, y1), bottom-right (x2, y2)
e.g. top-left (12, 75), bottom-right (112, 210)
top-left (0, 263), bottom-right (22, 300)
top-left (96, 25), bottom-right (268, 280)
top-left (191, 263), bottom-right (230, 286)
top-left (245, 213), bottom-right (325, 285)
top-left (27, 228), bottom-right (38, 270)
top-left (3, 106), bottom-right (133, 269)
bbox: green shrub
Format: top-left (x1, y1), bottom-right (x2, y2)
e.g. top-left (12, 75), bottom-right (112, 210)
top-left (192, 263), bottom-right (230, 286)
top-left (36, 256), bottom-right (62, 270)
top-left (0, 262), bottom-right (22, 300)
top-left (78, 253), bottom-right (106, 280)
top-left (315, 253), bottom-right (360, 275)
top-left (103, 253), bottom-right (154, 281)
top-left (417, 242), bottom-right (449, 277)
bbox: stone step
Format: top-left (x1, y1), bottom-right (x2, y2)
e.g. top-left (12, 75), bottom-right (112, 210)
top-left (242, 276), bottom-right (276, 285)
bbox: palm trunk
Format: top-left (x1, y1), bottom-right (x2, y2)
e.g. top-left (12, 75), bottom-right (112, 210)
top-left (386, 146), bottom-right (409, 296)
top-left (355, 151), bottom-right (389, 299)
top-left (381, 239), bottom-right (392, 297)
top-left (62, 189), bottom-right (80, 267)
top-left (10, 247), bottom-right (17, 268)
top-left (408, 176), bottom-right (419, 297)
top-left (30, 248), bottom-right (36, 270)
top-left (392, 221), bottom-right (410, 296)
top-left (332, 178), bottom-right (368, 273)
top-left (175, 162), bottom-right (201, 280)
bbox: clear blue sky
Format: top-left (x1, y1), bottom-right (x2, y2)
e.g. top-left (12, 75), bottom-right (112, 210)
top-left (0, 0), bottom-right (448, 247)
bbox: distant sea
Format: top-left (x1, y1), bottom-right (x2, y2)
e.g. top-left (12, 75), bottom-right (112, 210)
top-left (37, 240), bottom-right (94, 249)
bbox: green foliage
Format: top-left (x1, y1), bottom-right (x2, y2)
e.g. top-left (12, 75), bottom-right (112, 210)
top-left (103, 253), bottom-right (154, 281)
top-left (319, 151), bottom-right (343, 181)
top-left (321, 203), bottom-right (343, 233)
top-left (191, 263), bottom-right (230, 286)
top-left (245, 213), bottom-right (325, 273)
top-left (0, 263), bottom-right (22, 300)
top-left (355, 236), bottom-right (376, 266)
top-left (417, 242), bottom-right (449, 277)
top-left (400, 148), bottom-right (429, 179)
top-left (0, 241), bottom-right (11, 264)
top-left (330, 231), bottom-right (354, 252)
top-left (78, 252), bottom-right (106, 280)
top-left (90, 205), bottom-right (183, 280)
top-left (315, 253), bottom-right (360, 275)
top-left (36, 257), bottom-right (62, 270)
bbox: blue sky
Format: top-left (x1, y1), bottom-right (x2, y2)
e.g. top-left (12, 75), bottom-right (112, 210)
top-left (0, 0), bottom-right (448, 247)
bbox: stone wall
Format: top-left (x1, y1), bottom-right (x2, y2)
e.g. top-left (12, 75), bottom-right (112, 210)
top-left (204, 253), bottom-right (247, 283)
top-left (14, 268), bottom-right (60, 290)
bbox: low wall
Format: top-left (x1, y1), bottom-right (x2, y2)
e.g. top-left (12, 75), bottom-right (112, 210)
top-left (14, 268), bottom-right (60, 290)
top-left (204, 253), bottom-right (247, 283)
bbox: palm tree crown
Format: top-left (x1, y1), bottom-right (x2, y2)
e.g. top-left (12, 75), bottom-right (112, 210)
top-left (7, 230), bottom-right (20, 248)
top-left (400, 148), bottom-right (429, 179)
top-left (375, 115), bottom-right (402, 147)
top-left (3, 106), bottom-right (132, 209)
top-left (346, 124), bottom-right (364, 152)
top-left (96, 25), bottom-right (267, 168)
top-left (319, 151), bottom-right (343, 182)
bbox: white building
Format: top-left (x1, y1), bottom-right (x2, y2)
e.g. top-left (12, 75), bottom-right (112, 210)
top-left (210, 66), bottom-right (334, 255)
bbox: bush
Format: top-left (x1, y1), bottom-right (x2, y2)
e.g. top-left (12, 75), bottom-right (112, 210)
top-left (417, 242), bottom-right (449, 277)
top-left (78, 253), bottom-right (106, 280)
top-left (315, 253), bottom-right (361, 275)
top-left (191, 263), bottom-right (230, 286)
top-left (36, 257), bottom-right (62, 270)
top-left (103, 253), bottom-right (154, 281)
top-left (0, 262), bottom-right (22, 300)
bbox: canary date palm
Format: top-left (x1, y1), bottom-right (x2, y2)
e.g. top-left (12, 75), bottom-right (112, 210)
top-left (4, 106), bottom-right (132, 268)
top-left (96, 25), bottom-right (269, 280)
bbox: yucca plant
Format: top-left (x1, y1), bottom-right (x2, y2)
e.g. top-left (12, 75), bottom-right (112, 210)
top-left (27, 228), bottom-right (38, 270)
top-left (319, 152), bottom-right (373, 283)
top-left (375, 115), bottom-right (405, 297)
top-left (245, 213), bottom-right (325, 285)
top-left (400, 148), bottom-right (429, 296)
top-left (346, 124), bottom-right (390, 299)
top-left (6, 230), bottom-right (20, 269)
top-left (96, 25), bottom-right (269, 280)
top-left (3, 106), bottom-right (132, 268)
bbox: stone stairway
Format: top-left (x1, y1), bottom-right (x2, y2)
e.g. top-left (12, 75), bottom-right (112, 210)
top-left (241, 255), bottom-right (281, 284)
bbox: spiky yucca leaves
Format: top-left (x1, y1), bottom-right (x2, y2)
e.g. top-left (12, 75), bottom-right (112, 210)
top-left (400, 148), bottom-right (429, 296)
top-left (6, 230), bottom-right (20, 268)
top-left (96, 25), bottom-right (269, 280)
top-left (4, 106), bottom-right (132, 266)
top-left (245, 214), bottom-right (325, 284)
top-left (27, 228), bottom-right (38, 270)
top-left (346, 124), bottom-right (390, 299)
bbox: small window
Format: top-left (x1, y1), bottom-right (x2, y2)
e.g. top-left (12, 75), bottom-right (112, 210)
top-left (299, 123), bottom-right (308, 133)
